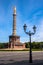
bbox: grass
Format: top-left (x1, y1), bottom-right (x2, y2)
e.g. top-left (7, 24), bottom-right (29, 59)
top-left (0, 48), bottom-right (43, 51)
top-left (32, 48), bottom-right (43, 51)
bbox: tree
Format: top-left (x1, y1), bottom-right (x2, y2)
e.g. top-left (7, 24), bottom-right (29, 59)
top-left (25, 42), bottom-right (29, 48)
top-left (0, 43), bottom-right (4, 48)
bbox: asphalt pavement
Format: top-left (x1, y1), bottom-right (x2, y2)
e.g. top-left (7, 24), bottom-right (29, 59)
top-left (0, 51), bottom-right (43, 65)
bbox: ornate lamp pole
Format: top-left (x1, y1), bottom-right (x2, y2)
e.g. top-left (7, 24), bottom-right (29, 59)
top-left (23, 24), bottom-right (36, 63)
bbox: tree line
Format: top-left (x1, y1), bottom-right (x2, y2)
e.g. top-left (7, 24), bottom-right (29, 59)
top-left (0, 42), bottom-right (8, 49)
top-left (0, 42), bottom-right (43, 49)
top-left (25, 42), bottom-right (43, 49)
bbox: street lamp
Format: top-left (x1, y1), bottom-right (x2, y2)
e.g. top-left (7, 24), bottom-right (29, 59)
top-left (23, 24), bottom-right (36, 63)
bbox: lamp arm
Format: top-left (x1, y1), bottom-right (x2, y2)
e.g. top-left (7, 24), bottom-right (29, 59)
top-left (25, 32), bottom-right (29, 35)
top-left (25, 32), bottom-right (31, 36)
top-left (31, 33), bottom-right (35, 35)
top-left (31, 31), bottom-right (36, 35)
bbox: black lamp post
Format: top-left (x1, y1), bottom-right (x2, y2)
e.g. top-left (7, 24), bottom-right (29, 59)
top-left (23, 24), bottom-right (36, 63)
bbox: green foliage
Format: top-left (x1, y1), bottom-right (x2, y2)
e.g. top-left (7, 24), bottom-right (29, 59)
top-left (0, 42), bottom-right (8, 49)
top-left (25, 41), bottom-right (43, 49)
top-left (0, 43), bottom-right (4, 48)
top-left (32, 42), bottom-right (40, 49)
top-left (25, 42), bottom-right (29, 48)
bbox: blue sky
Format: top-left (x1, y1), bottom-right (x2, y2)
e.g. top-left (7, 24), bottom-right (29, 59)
top-left (0, 0), bottom-right (43, 43)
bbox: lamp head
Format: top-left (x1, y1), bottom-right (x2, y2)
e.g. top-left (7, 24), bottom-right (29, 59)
top-left (33, 25), bottom-right (36, 33)
top-left (23, 24), bottom-right (27, 32)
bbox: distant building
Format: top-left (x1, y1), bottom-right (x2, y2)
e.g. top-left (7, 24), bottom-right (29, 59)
top-left (9, 7), bottom-right (25, 50)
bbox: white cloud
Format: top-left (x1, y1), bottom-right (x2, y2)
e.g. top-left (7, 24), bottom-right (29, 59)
top-left (20, 19), bottom-right (43, 43)
top-left (32, 19), bottom-right (43, 42)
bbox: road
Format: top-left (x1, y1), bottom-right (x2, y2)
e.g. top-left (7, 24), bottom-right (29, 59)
top-left (0, 51), bottom-right (43, 65)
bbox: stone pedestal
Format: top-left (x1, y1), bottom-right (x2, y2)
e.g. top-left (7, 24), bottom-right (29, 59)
top-left (9, 35), bottom-right (20, 48)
